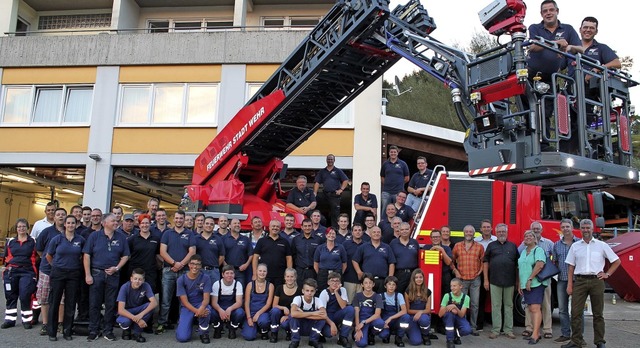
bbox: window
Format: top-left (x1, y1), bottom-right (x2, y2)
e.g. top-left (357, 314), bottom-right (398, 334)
top-left (147, 19), bottom-right (233, 33)
top-left (1, 85), bottom-right (93, 125)
top-left (15, 17), bottom-right (30, 36)
top-left (261, 16), bottom-right (321, 30)
top-left (245, 83), bottom-right (352, 128)
top-left (38, 14), bottom-right (111, 30)
top-left (118, 83), bottom-right (218, 126)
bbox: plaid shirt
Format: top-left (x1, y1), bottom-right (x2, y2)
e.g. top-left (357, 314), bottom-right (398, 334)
top-left (452, 241), bottom-right (484, 280)
top-left (552, 236), bottom-right (579, 281)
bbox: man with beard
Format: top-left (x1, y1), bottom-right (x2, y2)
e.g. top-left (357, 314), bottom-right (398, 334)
top-left (451, 225), bottom-right (484, 336)
top-left (482, 223), bottom-right (518, 339)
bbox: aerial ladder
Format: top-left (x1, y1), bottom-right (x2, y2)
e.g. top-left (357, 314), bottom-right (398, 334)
top-left (185, 0), bottom-right (638, 228)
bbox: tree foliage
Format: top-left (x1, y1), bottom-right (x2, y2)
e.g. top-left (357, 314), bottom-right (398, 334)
top-left (384, 31), bottom-right (498, 131)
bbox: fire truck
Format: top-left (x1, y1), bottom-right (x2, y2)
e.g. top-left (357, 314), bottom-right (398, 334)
top-left (184, 0), bottom-right (637, 318)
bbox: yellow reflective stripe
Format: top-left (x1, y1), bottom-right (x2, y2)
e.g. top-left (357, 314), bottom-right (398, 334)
top-left (422, 250), bottom-right (440, 265)
top-left (418, 230), bottom-right (481, 238)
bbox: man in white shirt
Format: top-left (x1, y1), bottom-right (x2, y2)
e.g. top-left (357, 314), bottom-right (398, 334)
top-left (210, 265), bottom-right (245, 340)
top-left (30, 202), bottom-right (56, 239)
top-left (563, 219), bottom-right (620, 348)
top-left (289, 278), bottom-right (330, 348)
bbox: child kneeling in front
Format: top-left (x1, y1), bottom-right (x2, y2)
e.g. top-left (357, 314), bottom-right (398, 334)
top-left (318, 272), bottom-right (354, 348)
top-left (176, 255), bottom-right (213, 344)
top-left (289, 278), bottom-right (328, 348)
top-left (116, 268), bottom-right (157, 343)
top-left (438, 278), bottom-right (472, 348)
top-left (353, 273), bottom-right (385, 348)
top-left (379, 276), bottom-right (410, 347)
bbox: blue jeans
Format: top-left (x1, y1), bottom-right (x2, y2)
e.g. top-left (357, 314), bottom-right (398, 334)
top-left (557, 280), bottom-right (584, 337)
top-left (159, 267), bottom-right (184, 326)
top-left (202, 268), bottom-right (220, 286)
top-left (405, 193), bottom-right (423, 212)
top-left (380, 191), bottom-right (395, 220)
top-left (89, 269), bottom-right (120, 335)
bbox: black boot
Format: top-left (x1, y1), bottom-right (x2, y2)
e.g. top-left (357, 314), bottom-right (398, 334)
top-left (270, 331), bottom-right (278, 343)
top-left (395, 335), bottom-right (405, 347)
top-left (228, 328), bottom-right (237, 339)
top-left (309, 341), bottom-right (323, 348)
top-left (213, 327), bottom-right (222, 339)
top-left (289, 341), bottom-right (300, 348)
top-left (422, 334), bottom-right (431, 346)
top-left (337, 336), bottom-right (352, 348)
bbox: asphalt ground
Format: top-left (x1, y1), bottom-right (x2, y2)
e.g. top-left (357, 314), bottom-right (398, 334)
top-left (0, 285), bottom-right (638, 348)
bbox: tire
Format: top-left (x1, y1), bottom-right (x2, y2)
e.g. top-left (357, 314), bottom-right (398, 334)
top-left (513, 291), bottom-right (526, 327)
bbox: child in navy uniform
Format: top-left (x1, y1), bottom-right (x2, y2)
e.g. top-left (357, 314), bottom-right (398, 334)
top-left (379, 276), bottom-right (410, 347)
top-left (353, 273), bottom-right (385, 347)
top-left (404, 269), bottom-right (432, 346)
top-left (438, 278), bottom-right (472, 348)
top-left (116, 268), bottom-right (157, 342)
top-left (289, 278), bottom-right (328, 348)
top-left (318, 272), bottom-right (354, 348)
top-left (210, 265), bottom-right (245, 339)
top-left (175, 255), bottom-right (212, 343)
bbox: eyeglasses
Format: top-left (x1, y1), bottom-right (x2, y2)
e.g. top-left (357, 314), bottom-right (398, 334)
top-left (189, 262), bottom-right (202, 267)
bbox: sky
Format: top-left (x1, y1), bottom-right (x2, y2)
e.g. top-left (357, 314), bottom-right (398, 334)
top-left (385, 0), bottom-right (640, 104)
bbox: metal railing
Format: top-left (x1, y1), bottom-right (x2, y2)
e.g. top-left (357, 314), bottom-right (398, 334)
top-left (3, 25), bottom-right (317, 37)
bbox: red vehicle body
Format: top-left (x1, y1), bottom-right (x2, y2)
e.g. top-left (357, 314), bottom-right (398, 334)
top-left (411, 171), bottom-right (604, 323)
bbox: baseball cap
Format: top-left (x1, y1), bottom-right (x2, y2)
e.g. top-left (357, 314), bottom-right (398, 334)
top-left (124, 214), bottom-right (134, 221)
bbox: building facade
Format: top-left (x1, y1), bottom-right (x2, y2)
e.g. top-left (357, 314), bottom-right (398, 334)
top-left (0, 0), bottom-right (384, 232)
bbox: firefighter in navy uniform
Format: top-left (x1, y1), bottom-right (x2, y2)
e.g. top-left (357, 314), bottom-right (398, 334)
top-left (210, 265), bottom-right (245, 339)
top-left (2, 218), bottom-right (37, 329)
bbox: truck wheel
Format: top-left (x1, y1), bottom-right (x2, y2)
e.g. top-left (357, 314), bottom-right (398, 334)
top-left (513, 291), bottom-right (526, 327)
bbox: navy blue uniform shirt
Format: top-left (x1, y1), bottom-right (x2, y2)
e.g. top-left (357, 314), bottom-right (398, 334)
top-left (380, 159), bottom-right (410, 194)
top-left (47, 233), bottom-right (85, 270)
top-left (82, 229), bottom-right (130, 270)
top-left (5, 237), bottom-right (37, 270)
top-left (314, 243), bottom-right (347, 271)
top-left (117, 281), bottom-right (154, 309)
top-left (389, 238), bottom-right (419, 270)
top-left (222, 233), bottom-right (253, 268)
top-left (160, 228), bottom-right (195, 267)
top-left (353, 242), bottom-right (396, 278)
top-left (195, 233), bottom-right (225, 268)
top-left (292, 233), bottom-right (321, 269)
top-left (36, 225), bottom-right (64, 275)
top-left (287, 187), bottom-right (316, 208)
top-left (315, 167), bottom-right (349, 192)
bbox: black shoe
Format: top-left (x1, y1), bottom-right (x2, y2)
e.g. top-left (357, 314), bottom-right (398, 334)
top-left (49, 336), bottom-right (58, 341)
top-left (289, 342), bottom-right (300, 348)
top-left (270, 332), bottom-right (278, 343)
top-left (368, 333), bottom-right (376, 345)
top-left (395, 336), bottom-right (405, 347)
top-left (446, 341), bottom-right (455, 348)
top-left (213, 327), bottom-right (222, 339)
top-left (200, 334), bottom-right (211, 344)
top-left (422, 335), bottom-right (431, 346)
top-left (454, 337), bottom-right (461, 345)
top-left (133, 333), bottom-right (147, 343)
top-left (382, 337), bottom-right (390, 344)
top-left (122, 328), bottom-right (132, 340)
top-left (286, 331), bottom-right (292, 341)
top-left (319, 336), bottom-right (326, 343)
top-left (165, 323), bottom-right (175, 330)
top-left (262, 332), bottom-right (270, 340)
top-left (143, 326), bottom-right (154, 334)
top-left (87, 333), bottom-right (99, 341)
top-left (104, 332), bottom-right (116, 341)
top-left (595, 344), bottom-right (605, 348)
top-left (309, 341), bottom-right (323, 348)
top-left (337, 336), bottom-right (352, 348)
top-left (154, 324), bottom-right (165, 335)
top-left (63, 335), bottom-right (73, 341)
top-left (1, 321), bottom-right (14, 329)
top-left (40, 326), bottom-right (48, 336)
top-left (228, 328), bottom-right (237, 339)
top-left (428, 333), bottom-right (438, 340)
top-left (561, 343), bottom-right (582, 348)
top-left (23, 322), bottom-right (33, 330)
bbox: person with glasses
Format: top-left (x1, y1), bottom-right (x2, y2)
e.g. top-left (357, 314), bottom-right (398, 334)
top-left (2, 218), bottom-right (37, 330)
top-left (83, 213), bottom-right (130, 342)
top-left (518, 222), bottom-right (554, 339)
top-left (175, 254), bottom-right (212, 343)
top-left (318, 272), bottom-right (354, 348)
